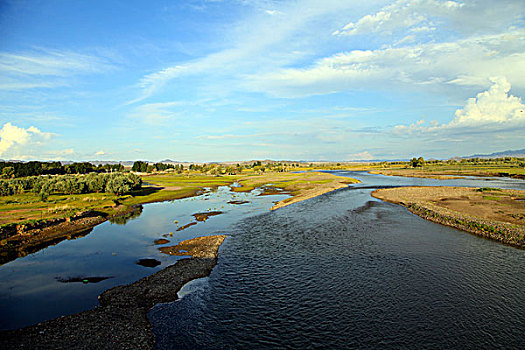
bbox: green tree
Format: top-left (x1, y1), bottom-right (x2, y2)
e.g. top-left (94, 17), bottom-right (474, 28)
top-left (2, 167), bottom-right (14, 178)
top-left (132, 161), bottom-right (148, 172)
top-left (410, 157), bottom-right (425, 168)
top-left (86, 173), bottom-right (106, 193)
top-left (105, 175), bottom-right (131, 196)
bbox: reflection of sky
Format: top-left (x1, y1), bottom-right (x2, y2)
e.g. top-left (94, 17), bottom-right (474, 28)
top-left (334, 171), bottom-right (525, 191)
top-left (0, 186), bottom-right (288, 330)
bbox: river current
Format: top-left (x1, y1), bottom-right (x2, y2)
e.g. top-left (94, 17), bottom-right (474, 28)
top-left (1, 171), bottom-right (525, 349)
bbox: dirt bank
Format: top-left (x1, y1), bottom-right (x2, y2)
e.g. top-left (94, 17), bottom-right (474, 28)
top-left (369, 169), bottom-right (525, 180)
top-left (372, 186), bottom-right (525, 248)
top-left (0, 235), bottom-right (226, 349)
top-left (0, 205), bottom-right (142, 265)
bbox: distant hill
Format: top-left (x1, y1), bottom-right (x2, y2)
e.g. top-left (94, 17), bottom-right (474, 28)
top-left (463, 149), bottom-right (525, 159)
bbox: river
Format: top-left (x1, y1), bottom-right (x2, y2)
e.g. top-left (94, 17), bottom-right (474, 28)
top-left (1, 172), bottom-right (525, 349)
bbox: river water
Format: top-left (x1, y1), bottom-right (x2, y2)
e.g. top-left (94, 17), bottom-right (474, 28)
top-left (150, 171), bottom-right (525, 349)
top-left (1, 172), bottom-right (525, 349)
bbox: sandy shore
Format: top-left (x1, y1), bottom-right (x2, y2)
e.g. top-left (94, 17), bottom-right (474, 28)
top-left (372, 186), bottom-right (525, 248)
top-left (0, 235), bottom-right (226, 349)
top-left (369, 168), bottom-right (525, 180)
top-left (270, 180), bottom-right (352, 210)
top-left (369, 169), bottom-right (464, 180)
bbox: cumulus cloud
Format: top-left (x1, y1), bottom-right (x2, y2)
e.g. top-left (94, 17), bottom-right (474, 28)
top-left (0, 122), bottom-right (53, 156)
top-left (394, 77), bottom-right (525, 134)
top-left (451, 77), bottom-right (525, 126)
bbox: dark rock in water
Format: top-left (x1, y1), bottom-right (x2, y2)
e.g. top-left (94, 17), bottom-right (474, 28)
top-left (154, 239), bottom-right (170, 245)
top-left (227, 200), bottom-right (249, 205)
top-left (176, 222), bottom-right (197, 231)
top-left (136, 258), bottom-right (161, 268)
top-left (56, 276), bottom-right (112, 284)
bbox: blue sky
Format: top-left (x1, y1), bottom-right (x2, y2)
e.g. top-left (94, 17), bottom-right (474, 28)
top-left (0, 0), bottom-right (524, 162)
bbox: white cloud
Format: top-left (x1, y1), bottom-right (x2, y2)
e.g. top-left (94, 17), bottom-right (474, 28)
top-left (129, 101), bottom-right (186, 124)
top-left (127, 0), bottom-right (374, 103)
top-left (333, 0), bottom-right (524, 39)
top-left (394, 77), bottom-right (525, 133)
top-left (347, 151), bottom-right (374, 160)
top-left (0, 49), bottom-right (115, 90)
top-left (95, 150), bottom-right (106, 155)
top-left (333, 0), bottom-right (463, 37)
top-left (129, 66), bottom-right (188, 104)
top-left (451, 76), bottom-right (525, 127)
top-left (247, 30), bottom-right (525, 97)
top-left (0, 122), bottom-right (53, 156)
top-left (264, 9), bottom-right (284, 16)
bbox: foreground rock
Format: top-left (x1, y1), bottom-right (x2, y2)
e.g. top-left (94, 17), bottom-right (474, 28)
top-left (372, 186), bottom-right (525, 248)
top-left (0, 235), bottom-right (226, 349)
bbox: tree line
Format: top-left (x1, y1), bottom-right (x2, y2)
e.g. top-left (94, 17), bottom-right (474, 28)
top-left (0, 161), bottom-right (124, 179)
top-left (0, 172), bottom-right (142, 200)
top-left (131, 161), bottom-right (178, 173)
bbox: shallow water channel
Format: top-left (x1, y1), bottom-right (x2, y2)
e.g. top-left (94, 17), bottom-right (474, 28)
top-left (1, 172), bottom-right (525, 349)
top-left (0, 186), bottom-right (287, 330)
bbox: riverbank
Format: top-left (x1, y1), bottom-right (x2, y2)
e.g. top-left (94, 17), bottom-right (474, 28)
top-left (372, 186), bottom-right (525, 248)
top-left (0, 235), bottom-right (225, 349)
top-left (0, 204), bottom-right (142, 265)
top-left (369, 167), bottom-right (525, 180)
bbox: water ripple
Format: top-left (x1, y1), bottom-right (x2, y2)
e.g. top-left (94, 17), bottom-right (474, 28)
top-left (151, 182), bottom-right (525, 349)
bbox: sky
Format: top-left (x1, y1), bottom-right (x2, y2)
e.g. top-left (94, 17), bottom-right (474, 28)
top-left (0, 0), bottom-right (524, 162)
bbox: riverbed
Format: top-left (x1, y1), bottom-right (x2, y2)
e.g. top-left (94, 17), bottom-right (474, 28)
top-left (1, 172), bottom-right (525, 349)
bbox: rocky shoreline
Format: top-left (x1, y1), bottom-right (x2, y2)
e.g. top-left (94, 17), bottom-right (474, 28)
top-left (0, 235), bottom-right (226, 349)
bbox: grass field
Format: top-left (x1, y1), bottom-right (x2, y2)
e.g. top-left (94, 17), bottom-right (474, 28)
top-left (0, 171), bottom-right (358, 229)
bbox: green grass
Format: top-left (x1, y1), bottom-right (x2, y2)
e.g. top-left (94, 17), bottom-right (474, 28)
top-left (482, 195), bottom-right (502, 201)
top-left (0, 172), bottom-right (358, 227)
top-left (0, 192), bottom-right (118, 226)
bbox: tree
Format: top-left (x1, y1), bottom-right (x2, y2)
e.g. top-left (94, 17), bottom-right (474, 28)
top-left (86, 173), bottom-right (106, 193)
top-left (106, 175), bottom-right (131, 196)
top-left (132, 161), bottom-right (148, 172)
top-left (410, 157), bottom-right (425, 168)
top-left (2, 167), bottom-right (14, 179)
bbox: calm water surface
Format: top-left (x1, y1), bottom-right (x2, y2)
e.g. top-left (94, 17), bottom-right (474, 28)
top-left (0, 186), bottom-right (286, 330)
top-left (1, 172), bottom-right (525, 349)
